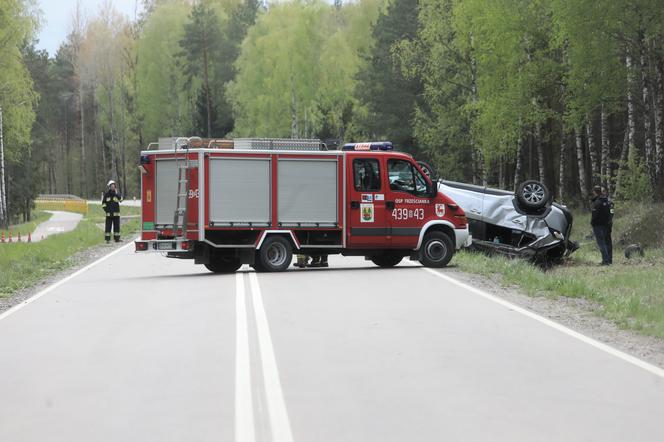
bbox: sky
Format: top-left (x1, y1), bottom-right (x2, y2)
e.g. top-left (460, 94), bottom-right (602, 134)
top-left (35, 0), bottom-right (143, 56)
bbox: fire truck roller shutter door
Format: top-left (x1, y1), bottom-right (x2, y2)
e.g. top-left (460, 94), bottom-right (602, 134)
top-left (209, 158), bottom-right (271, 225)
top-left (278, 159), bottom-right (338, 226)
top-left (155, 159), bottom-right (178, 226)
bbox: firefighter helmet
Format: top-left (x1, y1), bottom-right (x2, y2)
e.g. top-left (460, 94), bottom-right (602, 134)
top-left (107, 180), bottom-right (116, 188)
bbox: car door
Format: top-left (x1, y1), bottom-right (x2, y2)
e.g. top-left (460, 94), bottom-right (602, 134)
top-left (385, 158), bottom-right (433, 248)
top-left (346, 155), bottom-right (390, 248)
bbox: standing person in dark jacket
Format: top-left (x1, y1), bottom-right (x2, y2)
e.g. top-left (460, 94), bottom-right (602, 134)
top-left (102, 180), bottom-right (123, 243)
top-left (590, 185), bottom-right (612, 265)
top-left (601, 185), bottom-right (614, 264)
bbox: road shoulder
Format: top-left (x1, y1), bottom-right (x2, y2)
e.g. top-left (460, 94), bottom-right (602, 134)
top-left (443, 265), bottom-right (664, 369)
top-left (0, 239), bottom-right (133, 315)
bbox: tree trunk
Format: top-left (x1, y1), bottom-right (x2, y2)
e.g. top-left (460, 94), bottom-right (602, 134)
top-left (290, 79), bottom-right (298, 138)
top-left (586, 114), bottom-right (599, 184)
top-left (575, 127), bottom-right (588, 200)
top-left (202, 37), bottom-right (212, 138)
top-left (626, 52), bottom-right (637, 163)
top-left (498, 156), bottom-right (505, 190)
top-left (616, 128), bottom-right (630, 195)
top-left (0, 106), bottom-right (7, 227)
top-left (79, 84), bottom-right (87, 198)
top-left (108, 85), bottom-right (118, 182)
top-left (641, 46), bottom-right (656, 188)
top-left (514, 137), bottom-right (524, 188)
top-left (656, 60), bottom-right (664, 199)
top-left (559, 126), bottom-right (567, 204)
top-left (535, 123), bottom-right (545, 184)
top-left (600, 104), bottom-right (610, 188)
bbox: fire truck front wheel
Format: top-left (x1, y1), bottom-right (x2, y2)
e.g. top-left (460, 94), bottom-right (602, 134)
top-left (370, 254), bottom-right (404, 268)
top-left (256, 236), bottom-right (293, 272)
top-left (205, 256), bottom-right (242, 273)
top-left (419, 231), bottom-right (455, 268)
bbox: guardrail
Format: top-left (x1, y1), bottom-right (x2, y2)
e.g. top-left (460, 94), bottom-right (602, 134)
top-left (35, 195), bottom-right (88, 215)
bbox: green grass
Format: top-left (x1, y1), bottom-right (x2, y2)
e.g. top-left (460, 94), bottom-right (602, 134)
top-left (454, 202), bottom-right (664, 338)
top-left (0, 220), bottom-right (106, 297)
top-left (4, 211), bottom-right (52, 236)
top-left (86, 204), bottom-right (142, 223)
top-left (0, 206), bottom-right (142, 298)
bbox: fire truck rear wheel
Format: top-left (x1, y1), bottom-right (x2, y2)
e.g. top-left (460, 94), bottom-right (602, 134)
top-left (257, 236), bottom-right (293, 272)
top-left (204, 256), bottom-right (242, 273)
top-left (420, 231), bottom-right (454, 268)
top-left (370, 254), bottom-right (404, 268)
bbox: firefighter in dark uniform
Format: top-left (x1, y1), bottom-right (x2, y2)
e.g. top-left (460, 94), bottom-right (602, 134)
top-left (590, 185), bottom-right (612, 265)
top-left (102, 180), bottom-right (124, 243)
top-left (601, 185), bottom-right (614, 264)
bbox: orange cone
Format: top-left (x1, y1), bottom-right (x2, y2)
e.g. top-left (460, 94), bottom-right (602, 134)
top-left (8, 231), bottom-right (12, 243)
top-left (1, 231), bottom-right (4, 243)
top-left (17, 232), bottom-right (22, 242)
top-left (28, 232), bottom-right (32, 243)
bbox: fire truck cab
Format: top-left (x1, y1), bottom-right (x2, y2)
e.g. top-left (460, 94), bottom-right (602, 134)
top-left (135, 138), bottom-right (471, 272)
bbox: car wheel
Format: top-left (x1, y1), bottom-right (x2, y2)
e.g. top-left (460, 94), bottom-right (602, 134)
top-left (417, 161), bottom-right (438, 181)
top-left (419, 231), bottom-right (454, 268)
top-left (257, 236), bottom-right (292, 272)
top-left (516, 180), bottom-right (550, 211)
top-left (370, 254), bottom-right (403, 268)
top-left (205, 256), bottom-right (242, 273)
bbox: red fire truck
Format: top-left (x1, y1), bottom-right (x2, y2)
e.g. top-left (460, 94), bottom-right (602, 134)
top-left (135, 137), bottom-right (471, 272)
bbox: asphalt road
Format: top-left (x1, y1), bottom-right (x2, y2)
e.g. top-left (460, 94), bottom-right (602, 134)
top-left (1, 246), bottom-right (663, 442)
top-left (31, 211), bottom-right (83, 242)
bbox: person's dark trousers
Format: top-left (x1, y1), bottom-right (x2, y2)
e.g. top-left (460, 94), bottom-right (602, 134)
top-left (593, 225), bottom-right (611, 264)
top-left (606, 224), bottom-right (613, 264)
top-left (105, 216), bottom-right (121, 242)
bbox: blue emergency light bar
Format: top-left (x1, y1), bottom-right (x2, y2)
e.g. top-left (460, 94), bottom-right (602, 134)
top-left (342, 141), bottom-right (393, 151)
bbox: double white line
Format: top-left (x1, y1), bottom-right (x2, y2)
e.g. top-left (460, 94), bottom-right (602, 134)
top-left (235, 272), bottom-right (294, 442)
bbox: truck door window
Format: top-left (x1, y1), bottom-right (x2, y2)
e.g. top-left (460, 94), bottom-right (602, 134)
top-left (388, 159), bottom-right (429, 196)
top-left (353, 159), bottom-right (381, 191)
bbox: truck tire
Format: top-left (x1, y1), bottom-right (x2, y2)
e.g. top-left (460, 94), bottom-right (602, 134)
top-left (370, 254), bottom-right (403, 268)
top-left (516, 180), bottom-right (550, 211)
top-left (256, 236), bottom-right (293, 272)
top-left (205, 256), bottom-right (242, 273)
top-left (419, 231), bottom-right (454, 268)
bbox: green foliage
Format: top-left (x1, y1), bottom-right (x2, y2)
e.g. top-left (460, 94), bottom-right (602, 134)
top-left (354, 0), bottom-right (421, 150)
top-left (617, 155), bottom-right (653, 202)
top-left (228, 0), bottom-right (383, 139)
top-left (137, 1), bottom-right (193, 143)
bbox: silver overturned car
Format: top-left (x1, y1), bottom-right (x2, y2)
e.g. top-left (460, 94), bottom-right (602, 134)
top-left (433, 176), bottom-right (578, 263)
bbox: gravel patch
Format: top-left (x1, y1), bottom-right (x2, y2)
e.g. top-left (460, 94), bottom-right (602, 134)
top-left (444, 266), bottom-right (664, 370)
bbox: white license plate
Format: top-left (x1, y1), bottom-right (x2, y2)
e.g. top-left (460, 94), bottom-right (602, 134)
top-left (157, 242), bottom-right (175, 251)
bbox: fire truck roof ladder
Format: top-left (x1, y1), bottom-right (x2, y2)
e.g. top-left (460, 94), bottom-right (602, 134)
top-left (172, 137), bottom-right (192, 240)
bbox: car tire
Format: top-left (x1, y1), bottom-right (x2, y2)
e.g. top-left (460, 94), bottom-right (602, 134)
top-left (417, 161), bottom-right (438, 181)
top-left (370, 254), bottom-right (404, 268)
top-left (256, 236), bottom-right (292, 272)
top-left (419, 231), bottom-right (454, 268)
top-left (205, 256), bottom-right (242, 273)
top-left (516, 180), bottom-right (550, 211)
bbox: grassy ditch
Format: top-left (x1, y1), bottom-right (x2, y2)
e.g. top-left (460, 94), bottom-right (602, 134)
top-left (3, 211), bottom-right (52, 238)
top-left (454, 201), bottom-right (664, 338)
top-left (0, 207), bottom-right (141, 298)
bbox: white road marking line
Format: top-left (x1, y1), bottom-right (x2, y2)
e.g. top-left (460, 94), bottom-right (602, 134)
top-left (235, 274), bottom-right (256, 442)
top-left (0, 242), bottom-right (134, 322)
top-left (423, 267), bottom-right (664, 379)
top-left (248, 272), bottom-right (294, 442)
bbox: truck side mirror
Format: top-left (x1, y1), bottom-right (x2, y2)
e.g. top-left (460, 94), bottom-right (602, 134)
top-left (429, 181), bottom-right (438, 199)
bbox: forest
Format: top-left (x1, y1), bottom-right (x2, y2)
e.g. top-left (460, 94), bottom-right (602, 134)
top-left (1, 0), bottom-right (663, 226)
